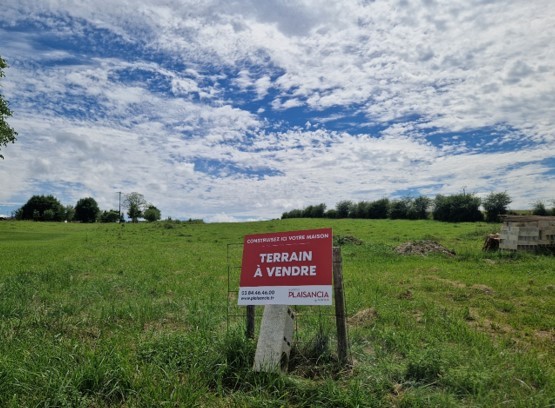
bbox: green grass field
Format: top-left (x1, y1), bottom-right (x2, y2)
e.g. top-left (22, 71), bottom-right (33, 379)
top-left (0, 219), bottom-right (553, 407)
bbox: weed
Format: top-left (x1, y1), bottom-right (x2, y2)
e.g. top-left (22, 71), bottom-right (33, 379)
top-left (289, 330), bottom-right (339, 378)
top-left (405, 349), bottom-right (444, 384)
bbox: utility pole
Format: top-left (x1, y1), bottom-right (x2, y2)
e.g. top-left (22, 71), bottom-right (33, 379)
top-left (117, 192), bottom-right (122, 221)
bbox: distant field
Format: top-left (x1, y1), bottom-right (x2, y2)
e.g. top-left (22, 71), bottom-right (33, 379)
top-left (0, 219), bottom-right (553, 407)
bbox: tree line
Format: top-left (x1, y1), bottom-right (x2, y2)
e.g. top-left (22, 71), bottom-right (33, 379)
top-left (282, 192), bottom-right (555, 223)
top-left (13, 192), bottom-right (161, 223)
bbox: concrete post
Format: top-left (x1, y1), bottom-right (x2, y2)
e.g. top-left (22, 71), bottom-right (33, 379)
top-left (253, 305), bottom-right (295, 372)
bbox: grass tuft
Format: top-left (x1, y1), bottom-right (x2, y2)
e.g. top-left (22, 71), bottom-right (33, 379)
top-left (405, 349), bottom-right (444, 384)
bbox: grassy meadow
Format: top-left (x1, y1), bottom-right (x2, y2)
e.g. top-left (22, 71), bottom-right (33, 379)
top-left (0, 219), bottom-right (553, 407)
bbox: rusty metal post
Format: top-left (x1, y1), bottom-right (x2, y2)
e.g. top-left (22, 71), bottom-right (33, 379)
top-left (333, 246), bottom-right (349, 366)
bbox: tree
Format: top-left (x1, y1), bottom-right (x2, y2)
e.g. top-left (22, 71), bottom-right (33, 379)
top-left (299, 203), bottom-right (326, 218)
top-left (532, 201), bottom-right (548, 216)
top-left (16, 195), bottom-right (65, 221)
top-left (64, 205), bottom-right (75, 222)
top-left (324, 209), bottom-right (337, 219)
top-left (143, 205), bottom-right (161, 222)
top-left (43, 209), bottom-right (56, 222)
top-left (123, 192), bottom-right (148, 222)
top-left (433, 193), bottom-right (483, 222)
top-left (388, 198), bottom-right (411, 219)
top-left (281, 208), bottom-right (302, 219)
top-left (411, 196), bottom-right (431, 220)
top-left (0, 56), bottom-right (17, 159)
top-left (351, 201), bottom-right (370, 219)
top-left (311, 203), bottom-right (327, 218)
top-left (483, 192), bottom-right (512, 223)
top-left (100, 209), bottom-right (121, 223)
top-left (74, 197), bottom-right (99, 223)
top-left (302, 205), bottom-right (315, 218)
top-left (335, 200), bottom-right (353, 219)
top-left (367, 198), bottom-right (390, 219)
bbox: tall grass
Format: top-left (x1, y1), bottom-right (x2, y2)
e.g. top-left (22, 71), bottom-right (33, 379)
top-left (0, 219), bottom-right (553, 406)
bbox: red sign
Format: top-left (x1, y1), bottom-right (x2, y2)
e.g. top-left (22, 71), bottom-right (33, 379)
top-left (238, 228), bottom-right (333, 305)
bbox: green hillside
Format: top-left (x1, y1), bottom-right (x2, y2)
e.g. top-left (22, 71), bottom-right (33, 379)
top-left (0, 219), bottom-right (553, 406)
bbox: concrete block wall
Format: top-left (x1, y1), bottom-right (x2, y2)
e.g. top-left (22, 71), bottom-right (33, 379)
top-left (499, 216), bottom-right (555, 251)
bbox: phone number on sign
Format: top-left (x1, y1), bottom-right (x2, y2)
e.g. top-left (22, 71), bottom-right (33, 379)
top-left (240, 290), bottom-right (275, 296)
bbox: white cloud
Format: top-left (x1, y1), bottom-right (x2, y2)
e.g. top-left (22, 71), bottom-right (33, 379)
top-left (1, 0), bottom-right (554, 220)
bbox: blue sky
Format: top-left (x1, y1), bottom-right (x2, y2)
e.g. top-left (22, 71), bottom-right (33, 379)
top-left (0, 0), bottom-right (554, 221)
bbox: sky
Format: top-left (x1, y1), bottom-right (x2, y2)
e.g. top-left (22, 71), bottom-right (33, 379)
top-left (0, 0), bottom-right (554, 222)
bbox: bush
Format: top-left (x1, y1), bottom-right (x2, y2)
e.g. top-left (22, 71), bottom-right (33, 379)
top-left (100, 210), bottom-right (121, 223)
top-left (324, 209), bottom-right (337, 219)
top-left (282, 203), bottom-right (326, 219)
top-left (388, 196), bottom-right (430, 220)
top-left (532, 201), bottom-right (548, 216)
top-left (282, 209), bottom-right (303, 219)
top-left (433, 193), bottom-right (483, 222)
top-left (351, 201), bottom-right (370, 219)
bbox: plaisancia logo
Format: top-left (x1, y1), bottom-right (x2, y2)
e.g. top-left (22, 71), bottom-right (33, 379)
top-left (288, 290), bottom-right (329, 299)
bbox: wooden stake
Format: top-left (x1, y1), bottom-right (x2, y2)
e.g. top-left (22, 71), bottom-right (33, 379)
top-left (333, 247), bottom-right (349, 366)
top-left (246, 305), bottom-right (255, 339)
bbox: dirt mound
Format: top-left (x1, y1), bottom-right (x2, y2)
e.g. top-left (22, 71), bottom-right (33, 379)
top-left (348, 308), bottom-right (378, 326)
top-left (394, 240), bottom-right (455, 256)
